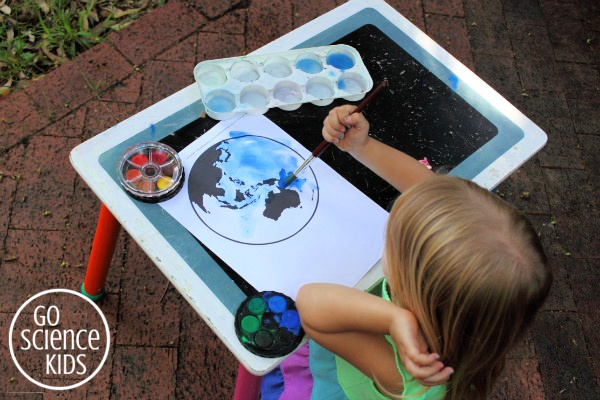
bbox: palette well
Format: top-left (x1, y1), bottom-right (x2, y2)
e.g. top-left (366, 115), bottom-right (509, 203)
top-left (118, 142), bottom-right (184, 203)
top-left (194, 44), bottom-right (373, 120)
top-left (235, 291), bottom-right (304, 358)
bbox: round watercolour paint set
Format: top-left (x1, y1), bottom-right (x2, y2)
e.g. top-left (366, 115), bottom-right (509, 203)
top-left (235, 291), bottom-right (304, 358)
top-left (193, 44), bottom-right (373, 120)
top-left (117, 142), bottom-right (184, 203)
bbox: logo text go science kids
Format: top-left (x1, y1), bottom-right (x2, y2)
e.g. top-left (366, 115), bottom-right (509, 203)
top-left (9, 289), bottom-right (110, 390)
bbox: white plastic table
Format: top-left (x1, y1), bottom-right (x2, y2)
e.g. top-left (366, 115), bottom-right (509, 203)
top-left (70, 0), bottom-right (546, 395)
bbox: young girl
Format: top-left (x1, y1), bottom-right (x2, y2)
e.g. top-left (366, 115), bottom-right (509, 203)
top-left (261, 105), bottom-right (552, 400)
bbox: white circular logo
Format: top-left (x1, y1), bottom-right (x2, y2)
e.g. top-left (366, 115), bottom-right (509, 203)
top-left (9, 289), bottom-right (111, 390)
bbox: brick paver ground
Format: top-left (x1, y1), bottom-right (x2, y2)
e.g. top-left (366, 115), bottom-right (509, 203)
top-left (1, 0), bottom-right (598, 398)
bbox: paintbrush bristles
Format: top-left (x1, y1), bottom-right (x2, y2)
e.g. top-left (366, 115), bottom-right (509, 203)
top-left (281, 154), bottom-right (314, 188)
top-left (281, 173), bottom-right (297, 188)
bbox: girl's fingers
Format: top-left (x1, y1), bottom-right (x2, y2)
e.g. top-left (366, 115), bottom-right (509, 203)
top-left (417, 367), bottom-right (454, 386)
top-left (403, 348), bottom-right (440, 367)
top-left (323, 115), bottom-right (346, 137)
top-left (401, 357), bottom-right (445, 381)
top-left (321, 127), bottom-right (340, 143)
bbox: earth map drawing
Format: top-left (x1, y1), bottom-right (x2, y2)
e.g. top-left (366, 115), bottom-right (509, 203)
top-left (188, 133), bottom-right (319, 245)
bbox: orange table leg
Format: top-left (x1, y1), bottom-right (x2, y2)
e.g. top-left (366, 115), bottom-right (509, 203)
top-left (81, 204), bottom-right (121, 301)
top-left (232, 364), bottom-right (262, 400)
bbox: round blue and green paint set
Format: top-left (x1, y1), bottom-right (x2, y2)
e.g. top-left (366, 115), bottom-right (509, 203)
top-left (235, 291), bottom-right (304, 357)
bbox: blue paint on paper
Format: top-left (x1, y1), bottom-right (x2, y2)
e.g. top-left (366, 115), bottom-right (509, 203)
top-left (278, 168), bottom-right (306, 190)
top-left (188, 133), bottom-right (320, 244)
top-left (326, 52), bottom-right (355, 70)
top-left (150, 124), bottom-right (156, 139)
top-left (448, 73), bottom-right (459, 91)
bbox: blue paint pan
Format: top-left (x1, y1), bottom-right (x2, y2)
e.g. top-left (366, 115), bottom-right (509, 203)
top-left (235, 291), bottom-right (304, 358)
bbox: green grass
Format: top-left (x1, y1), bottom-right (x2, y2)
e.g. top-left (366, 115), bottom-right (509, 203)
top-left (0, 0), bottom-right (166, 95)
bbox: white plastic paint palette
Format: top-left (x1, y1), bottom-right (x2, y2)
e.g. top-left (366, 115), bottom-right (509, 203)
top-left (194, 45), bottom-right (374, 120)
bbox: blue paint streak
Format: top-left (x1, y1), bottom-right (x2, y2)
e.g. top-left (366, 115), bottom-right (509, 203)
top-left (448, 73), bottom-right (459, 91)
top-left (150, 124), bottom-right (156, 139)
top-left (229, 130), bottom-right (246, 138)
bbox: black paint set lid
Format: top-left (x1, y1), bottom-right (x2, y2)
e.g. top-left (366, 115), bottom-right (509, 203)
top-left (235, 291), bottom-right (304, 358)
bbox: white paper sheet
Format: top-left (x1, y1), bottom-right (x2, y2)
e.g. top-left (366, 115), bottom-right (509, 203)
top-left (160, 114), bottom-right (388, 298)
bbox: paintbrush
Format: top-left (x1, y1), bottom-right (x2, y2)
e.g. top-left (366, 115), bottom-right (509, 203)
top-left (281, 79), bottom-right (388, 188)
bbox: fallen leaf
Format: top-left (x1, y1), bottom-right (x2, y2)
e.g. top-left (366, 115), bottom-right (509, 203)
top-left (0, 4), bottom-right (11, 15)
top-left (112, 8), bottom-right (141, 19)
top-left (37, 0), bottom-right (49, 14)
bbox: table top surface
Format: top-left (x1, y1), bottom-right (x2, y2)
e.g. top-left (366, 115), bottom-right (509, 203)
top-left (70, 0), bottom-right (547, 374)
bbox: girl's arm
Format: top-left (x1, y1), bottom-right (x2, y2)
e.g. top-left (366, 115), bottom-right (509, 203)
top-left (322, 105), bottom-right (434, 193)
top-left (296, 283), bottom-right (453, 389)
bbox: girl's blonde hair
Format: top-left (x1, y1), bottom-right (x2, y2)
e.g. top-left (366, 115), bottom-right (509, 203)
top-left (384, 175), bottom-right (551, 400)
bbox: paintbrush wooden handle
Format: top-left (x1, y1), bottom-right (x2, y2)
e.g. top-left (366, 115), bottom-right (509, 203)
top-left (312, 141), bottom-right (332, 158)
top-left (353, 79), bottom-right (387, 114)
top-left (311, 80), bottom-right (388, 159)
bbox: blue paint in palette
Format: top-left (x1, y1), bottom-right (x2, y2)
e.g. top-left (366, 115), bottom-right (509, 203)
top-left (296, 58), bottom-right (323, 74)
top-left (207, 96), bottom-right (235, 113)
top-left (268, 295), bottom-right (287, 313)
top-left (326, 52), bottom-right (355, 70)
top-left (281, 310), bottom-right (300, 330)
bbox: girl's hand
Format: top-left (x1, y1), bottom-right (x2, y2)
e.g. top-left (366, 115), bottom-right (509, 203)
top-left (389, 309), bottom-right (454, 386)
top-left (322, 105), bottom-right (370, 155)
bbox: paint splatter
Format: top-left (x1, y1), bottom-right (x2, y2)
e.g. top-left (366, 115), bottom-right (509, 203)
top-left (448, 74), bottom-right (459, 91)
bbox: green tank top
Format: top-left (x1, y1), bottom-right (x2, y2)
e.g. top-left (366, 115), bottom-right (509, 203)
top-left (334, 279), bottom-right (447, 399)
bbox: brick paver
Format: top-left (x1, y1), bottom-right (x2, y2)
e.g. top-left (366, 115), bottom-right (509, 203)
top-left (0, 0), bottom-right (598, 399)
